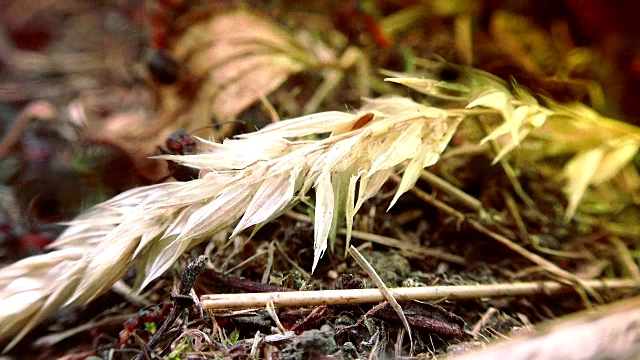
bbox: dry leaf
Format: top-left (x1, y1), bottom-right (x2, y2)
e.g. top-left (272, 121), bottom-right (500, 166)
top-left (157, 9), bottom-right (312, 134)
top-left (314, 173), bottom-right (335, 271)
top-left (590, 141), bottom-right (640, 185)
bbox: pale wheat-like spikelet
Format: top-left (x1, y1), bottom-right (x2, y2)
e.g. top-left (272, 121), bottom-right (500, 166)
top-left (466, 86), bottom-right (640, 220)
top-left (466, 86), bottom-right (551, 163)
top-left (0, 95), bottom-right (463, 350)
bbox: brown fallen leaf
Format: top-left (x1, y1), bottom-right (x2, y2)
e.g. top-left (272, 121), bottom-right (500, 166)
top-left (156, 9), bottom-right (312, 135)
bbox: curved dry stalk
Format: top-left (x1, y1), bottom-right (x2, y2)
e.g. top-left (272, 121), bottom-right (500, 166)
top-left (349, 245), bottom-right (413, 343)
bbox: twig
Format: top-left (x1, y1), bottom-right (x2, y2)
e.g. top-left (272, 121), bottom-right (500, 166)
top-left (469, 307), bottom-right (498, 338)
top-left (111, 280), bottom-right (153, 308)
top-left (420, 170), bottom-right (482, 212)
top-left (266, 300), bottom-right (286, 334)
top-left (274, 241), bottom-right (312, 280)
top-left (503, 192), bottom-right (584, 259)
top-left (344, 229), bottom-right (465, 264)
top-left (34, 313), bottom-right (136, 347)
top-left (261, 242), bottom-right (275, 284)
top-left (609, 236), bottom-right (640, 284)
top-left (200, 279), bottom-right (637, 310)
top-left (204, 268), bottom-right (295, 293)
top-left (334, 301), bottom-right (389, 338)
top-left (223, 248), bottom-right (266, 275)
top-left (454, 14), bottom-right (473, 66)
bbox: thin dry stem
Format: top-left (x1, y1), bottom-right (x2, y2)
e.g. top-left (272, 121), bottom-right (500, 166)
top-left (419, 170), bottom-right (483, 212)
top-left (200, 279), bottom-right (637, 310)
top-left (610, 236), bottom-right (640, 284)
top-left (344, 229), bottom-right (466, 264)
top-left (469, 307), bottom-right (499, 338)
top-left (349, 245), bottom-right (412, 342)
top-left (477, 115), bottom-right (536, 207)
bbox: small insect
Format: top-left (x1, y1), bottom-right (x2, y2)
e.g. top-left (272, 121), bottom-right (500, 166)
top-left (436, 63), bottom-right (464, 82)
top-left (158, 121), bottom-right (245, 182)
top-left (163, 130), bottom-right (197, 155)
top-left (158, 130), bottom-right (200, 181)
top-left (144, 0), bottom-right (188, 85)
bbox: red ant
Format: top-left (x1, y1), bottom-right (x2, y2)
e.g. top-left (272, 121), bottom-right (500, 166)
top-left (161, 130), bottom-right (197, 156)
top-left (158, 130), bottom-right (200, 181)
top-left (158, 121), bottom-right (244, 182)
top-left (144, 0), bottom-right (195, 85)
